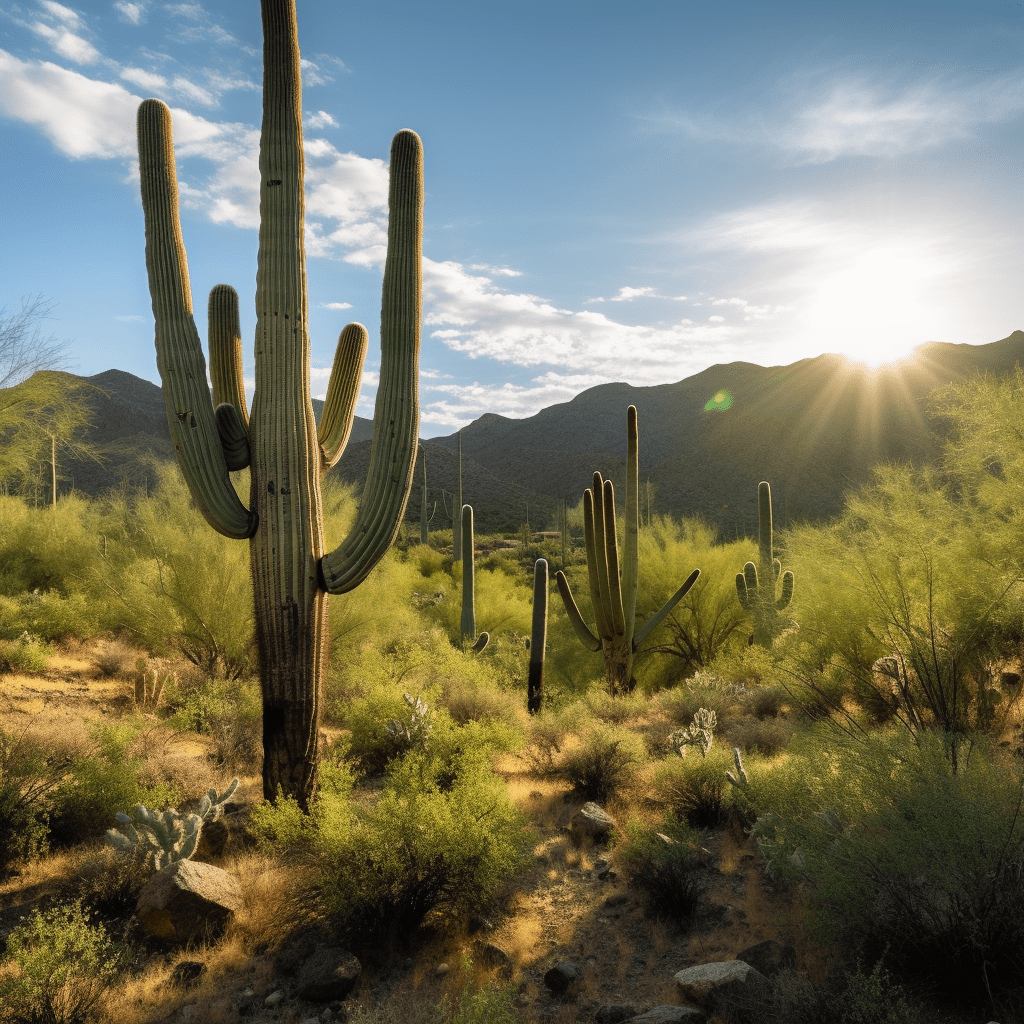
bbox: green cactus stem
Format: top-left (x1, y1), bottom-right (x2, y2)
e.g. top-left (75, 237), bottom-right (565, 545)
top-left (528, 558), bottom-right (547, 714)
top-left (460, 504), bottom-right (489, 652)
top-left (735, 481), bottom-right (794, 646)
top-left (555, 406), bottom-right (700, 695)
top-left (136, 0), bottom-right (422, 808)
top-left (441, 432), bottom-right (465, 559)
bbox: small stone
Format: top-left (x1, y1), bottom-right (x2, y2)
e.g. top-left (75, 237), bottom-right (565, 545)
top-left (264, 989), bottom-right (286, 1007)
top-left (544, 960), bottom-right (582, 995)
top-left (435, 963), bottom-right (452, 978)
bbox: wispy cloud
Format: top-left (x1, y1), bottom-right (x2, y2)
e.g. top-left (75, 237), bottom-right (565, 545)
top-left (643, 70), bottom-right (1024, 164)
top-left (114, 2), bottom-right (145, 25)
top-left (586, 286), bottom-right (688, 303)
top-left (27, 2), bottom-right (102, 66)
top-left (305, 110), bottom-right (338, 129)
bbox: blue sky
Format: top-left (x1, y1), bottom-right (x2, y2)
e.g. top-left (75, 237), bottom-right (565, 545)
top-left (1, 1), bottom-right (1022, 437)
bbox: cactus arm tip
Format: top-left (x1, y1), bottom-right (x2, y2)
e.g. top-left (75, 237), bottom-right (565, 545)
top-left (634, 567), bottom-right (700, 648)
top-left (318, 322), bottom-right (369, 471)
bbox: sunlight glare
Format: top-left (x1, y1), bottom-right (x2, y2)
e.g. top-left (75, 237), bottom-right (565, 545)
top-left (797, 249), bottom-right (939, 368)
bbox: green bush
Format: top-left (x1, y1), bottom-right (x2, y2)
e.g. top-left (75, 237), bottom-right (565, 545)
top-left (47, 723), bottom-right (177, 849)
top-left (0, 901), bottom-right (126, 1024)
top-left (289, 746), bottom-right (532, 950)
top-left (654, 745), bottom-right (733, 830)
top-left (0, 727), bottom-right (71, 875)
top-left (0, 632), bottom-right (51, 674)
top-left (558, 723), bottom-right (645, 802)
top-left (746, 730), bottom-right (1024, 1002)
top-left (620, 818), bottom-right (708, 923)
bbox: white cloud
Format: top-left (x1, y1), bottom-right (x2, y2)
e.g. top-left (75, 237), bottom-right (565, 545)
top-left (120, 66), bottom-right (167, 91)
top-left (611, 286), bottom-right (655, 301)
top-left (114, 2), bottom-right (145, 25)
top-left (305, 110), bottom-right (338, 129)
top-left (300, 58), bottom-right (331, 87)
top-left (171, 75), bottom-right (215, 106)
top-left (323, 302), bottom-right (353, 310)
top-left (469, 263), bottom-right (521, 277)
top-left (0, 51), bottom-right (138, 158)
top-left (29, 21), bottom-right (101, 64)
top-left (39, 2), bottom-right (82, 28)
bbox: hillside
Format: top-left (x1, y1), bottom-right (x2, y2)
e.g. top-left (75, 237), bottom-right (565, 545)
top-left (36, 329), bottom-right (1024, 535)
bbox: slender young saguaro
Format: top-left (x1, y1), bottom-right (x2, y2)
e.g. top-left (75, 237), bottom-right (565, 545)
top-left (528, 558), bottom-right (548, 714)
top-left (137, 0), bottom-right (422, 807)
top-left (735, 481), bottom-right (794, 647)
top-left (460, 504), bottom-right (489, 652)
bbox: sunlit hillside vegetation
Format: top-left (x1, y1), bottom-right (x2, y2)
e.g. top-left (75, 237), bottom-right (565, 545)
top-left (4, 371), bottom-right (1024, 1023)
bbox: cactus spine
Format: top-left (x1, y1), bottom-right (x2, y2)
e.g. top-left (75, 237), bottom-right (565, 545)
top-left (555, 406), bottom-right (700, 695)
top-left (735, 481), bottom-right (794, 646)
top-left (136, 0), bottom-right (422, 807)
top-left (460, 504), bottom-right (489, 652)
top-left (528, 558), bottom-right (547, 714)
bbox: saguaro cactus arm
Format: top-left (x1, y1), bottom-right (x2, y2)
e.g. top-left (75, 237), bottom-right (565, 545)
top-left (634, 568), bottom-right (701, 647)
top-left (318, 322), bottom-right (368, 471)
top-left (528, 558), bottom-right (548, 714)
top-left (137, 99), bottom-right (257, 540)
top-left (318, 128), bottom-right (423, 594)
top-left (554, 569), bottom-right (601, 651)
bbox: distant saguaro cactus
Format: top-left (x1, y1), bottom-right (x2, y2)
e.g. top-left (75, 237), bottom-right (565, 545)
top-left (460, 504), bottom-right (489, 652)
top-left (735, 481), bottom-right (794, 646)
top-left (136, 0), bottom-right (422, 807)
top-left (528, 558), bottom-right (548, 714)
top-left (555, 406), bottom-right (700, 695)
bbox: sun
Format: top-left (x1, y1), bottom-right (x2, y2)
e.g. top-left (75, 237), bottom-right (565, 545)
top-left (797, 249), bottom-right (939, 368)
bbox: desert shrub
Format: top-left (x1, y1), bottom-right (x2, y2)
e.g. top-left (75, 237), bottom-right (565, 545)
top-left (0, 727), bottom-right (72, 875)
top-left (745, 684), bottom-right (786, 720)
top-left (0, 901), bottom-right (126, 1024)
top-left (56, 846), bottom-right (152, 932)
top-left (420, 563), bottom-right (533, 647)
top-left (654, 746), bottom-right (732, 830)
top-left (577, 684), bottom-right (647, 726)
top-left (651, 672), bottom-right (742, 733)
top-left (281, 747), bottom-right (531, 951)
top-left (620, 818), bottom-right (708, 924)
top-left (727, 716), bottom-right (793, 757)
top-left (341, 682), bottom-right (442, 777)
top-left (747, 729), bottom-right (1024, 1001)
top-left (407, 543), bottom-right (445, 578)
top-left (90, 642), bottom-right (133, 680)
top-left (167, 676), bottom-right (264, 772)
top-left (47, 723), bottom-right (177, 849)
top-left (439, 677), bottom-right (526, 731)
top-left (733, 960), bottom-right (923, 1024)
top-left (0, 632), bottom-right (50, 675)
top-left (557, 723), bottom-right (645, 802)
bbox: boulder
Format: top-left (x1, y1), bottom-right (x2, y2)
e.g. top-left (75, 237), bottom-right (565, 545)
top-left (569, 802), bottom-right (616, 843)
top-left (544, 959), bottom-right (583, 994)
top-left (674, 960), bottom-right (769, 1014)
top-left (594, 1005), bottom-right (639, 1023)
top-left (137, 860), bottom-right (242, 942)
top-left (295, 945), bottom-right (361, 1002)
top-left (735, 939), bottom-right (796, 979)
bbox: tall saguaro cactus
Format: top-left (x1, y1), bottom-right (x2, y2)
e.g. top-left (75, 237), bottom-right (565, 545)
top-left (735, 481), bottom-right (794, 646)
top-left (136, 0), bottom-right (422, 807)
top-left (528, 558), bottom-right (548, 714)
top-left (555, 406), bottom-right (700, 695)
top-left (460, 504), bottom-right (489, 652)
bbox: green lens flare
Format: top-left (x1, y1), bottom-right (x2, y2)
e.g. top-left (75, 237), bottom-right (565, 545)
top-left (704, 389), bottom-right (733, 411)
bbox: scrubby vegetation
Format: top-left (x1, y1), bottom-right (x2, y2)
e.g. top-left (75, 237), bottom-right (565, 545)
top-left (3, 372), bottom-right (1024, 1022)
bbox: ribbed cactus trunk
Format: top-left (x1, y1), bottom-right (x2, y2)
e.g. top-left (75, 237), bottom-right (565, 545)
top-left (137, 0), bottom-right (422, 809)
top-left (250, 0), bottom-right (326, 802)
top-left (528, 558), bottom-right (547, 714)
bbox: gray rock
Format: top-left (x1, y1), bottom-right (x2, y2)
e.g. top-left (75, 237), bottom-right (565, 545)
top-left (475, 941), bottom-right (511, 970)
top-left (295, 946), bottom-right (361, 1002)
top-left (624, 1008), bottom-right (707, 1023)
top-left (570, 802), bottom-right (617, 842)
top-left (137, 860), bottom-right (242, 943)
top-left (264, 989), bottom-right (286, 1006)
top-left (545, 959), bottom-right (583, 994)
top-left (674, 960), bottom-right (769, 1011)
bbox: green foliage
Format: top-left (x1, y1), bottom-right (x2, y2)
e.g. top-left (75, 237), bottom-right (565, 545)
top-left (654, 745), bottom-right (733, 829)
top-left (557, 722), bottom-right (645, 802)
top-left (0, 901), bottom-right (125, 1024)
top-left (0, 727), bottom-right (70, 875)
top-left (639, 517), bottom-right (750, 681)
top-left (0, 632), bottom-right (51, 674)
top-left (280, 745), bottom-right (531, 950)
top-left (744, 729), bottom-right (1024, 1001)
top-left (619, 818), bottom-right (708, 923)
top-left (47, 723), bottom-right (177, 849)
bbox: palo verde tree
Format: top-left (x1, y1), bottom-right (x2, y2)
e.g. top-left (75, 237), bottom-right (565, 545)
top-left (136, 0), bottom-right (422, 807)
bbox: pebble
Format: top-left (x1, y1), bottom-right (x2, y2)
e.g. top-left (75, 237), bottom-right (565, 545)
top-left (264, 989), bottom-right (286, 1006)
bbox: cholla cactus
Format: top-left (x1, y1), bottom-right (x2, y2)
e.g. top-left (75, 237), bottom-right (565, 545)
top-left (133, 661), bottom-right (172, 710)
top-left (668, 707), bottom-right (716, 758)
top-left (105, 777), bottom-right (239, 869)
top-left (384, 693), bottom-right (433, 749)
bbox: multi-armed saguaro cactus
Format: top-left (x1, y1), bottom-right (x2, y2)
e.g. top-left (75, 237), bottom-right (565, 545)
top-left (528, 558), bottom-right (547, 714)
top-left (460, 504), bottom-right (490, 652)
top-left (735, 481), bottom-right (794, 646)
top-left (136, 0), bottom-right (421, 807)
top-left (555, 406), bottom-right (700, 695)
top-left (106, 778), bottom-right (239, 870)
